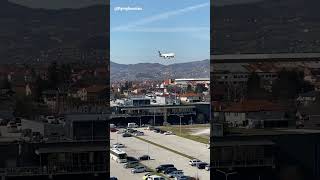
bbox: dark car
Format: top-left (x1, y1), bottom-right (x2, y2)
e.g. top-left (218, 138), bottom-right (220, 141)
top-left (155, 164), bottom-right (174, 173)
top-left (164, 167), bottom-right (178, 174)
top-left (159, 130), bottom-right (166, 134)
top-left (196, 162), bottom-right (208, 169)
top-left (139, 155), bottom-right (150, 160)
top-left (15, 117), bottom-right (22, 123)
top-left (110, 177), bottom-right (118, 180)
top-left (122, 133), bottom-right (132, 137)
top-left (153, 128), bottom-right (160, 133)
top-left (110, 128), bottom-right (117, 132)
top-left (127, 156), bottom-right (139, 163)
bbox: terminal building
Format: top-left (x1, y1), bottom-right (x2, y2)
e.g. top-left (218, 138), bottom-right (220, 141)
top-left (0, 114), bottom-right (108, 180)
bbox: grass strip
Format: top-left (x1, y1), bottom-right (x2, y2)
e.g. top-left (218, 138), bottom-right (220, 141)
top-left (134, 136), bottom-right (195, 160)
top-left (159, 126), bottom-right (209, 144)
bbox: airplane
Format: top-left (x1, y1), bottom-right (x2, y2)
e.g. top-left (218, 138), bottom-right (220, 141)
top-left (158, 51), bottom-right (175, 59)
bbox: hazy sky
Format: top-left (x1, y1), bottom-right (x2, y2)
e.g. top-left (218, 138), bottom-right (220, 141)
top-left (111, 0), bottom-right (210, 65)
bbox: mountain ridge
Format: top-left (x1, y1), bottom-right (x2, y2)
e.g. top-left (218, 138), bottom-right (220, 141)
top-left (110, 60), bottom-right (210, 82)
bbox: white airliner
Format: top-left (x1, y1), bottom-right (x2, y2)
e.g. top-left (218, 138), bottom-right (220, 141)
top-left (158, 51), bottom-right (175, 59)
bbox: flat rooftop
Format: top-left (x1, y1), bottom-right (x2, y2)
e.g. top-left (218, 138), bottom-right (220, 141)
top-left (227, 127), bottom-right (320, 137)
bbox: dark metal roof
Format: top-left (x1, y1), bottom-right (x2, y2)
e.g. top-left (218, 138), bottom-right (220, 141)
top-left (212, 140), bottom-right (275, 147)
top-left (36, 145), bottom-right (106, 154)
top-left (212, 53), bottom-right (320, 63)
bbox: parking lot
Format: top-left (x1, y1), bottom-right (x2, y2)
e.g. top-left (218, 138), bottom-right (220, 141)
top-left (138, 128), bottom-right (210, 163)
top-left (110, 156), bottom-right (142, 180)
top-left (110, 129), bottom-right (210, 180)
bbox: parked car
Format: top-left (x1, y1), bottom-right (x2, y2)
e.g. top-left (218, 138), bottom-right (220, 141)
top-left (131, 165), bottom-right (146, 173)
top-left (174, 176), bottom-right (192, 180)
top-left (153, 128), bottom-right (160, 133)
top-left (164, 131), bottom-right (173, 135)
top-left (0, 118), bottom-right (8, 126)
top-left (167, 170), bottom-right (184, 178)
top-left (122, 133), bottom-right (132, 137)
top-left (155, 164), bottom-right (174, 173)
top-left (46, 116), bottom-right (57, 124)
top-left (7, 121), bottom-right (18, 133)
top-left (146, 126), bottom-right (154, 130)
top-left (205, 164), bottom-right (211, 171)
top-left (15, 117), bottom-right (22, 123)
top-left (143, 172), bottom-right (153, 180)
top-left (138, 155), bottom-right (150, 160)
top-left (164, 167), bottom-right (178, 174)
top-left (110, 128), bottom-right (117, 132)
top-left (110, 177), bottom-right (118, 180)
top-left (147, 175), bottom-right (165, 180)
top-left (189, 159), bottom-right (202, 166)
top-left (134, 131), bottom-right (144, 136)
top-left (123, 161), bottom-right (139, 168)
top-left (196, 162), bottom-right (208, 169)
top-left (57, 117), bottom-right (65, 123)
top-left (112, 143), bottom-right (125, 148)
top-left (127, 156), bottom-right (139, 163)
top-left (159, 130), bottom-right (166, 134)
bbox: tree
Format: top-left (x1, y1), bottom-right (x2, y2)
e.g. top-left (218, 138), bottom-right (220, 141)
top-left (186, 84), bottom-right (193, 93)
top-left (60, 63), bottom-right (72, 84)
top-left (33, 75), bottom-right (49, 102)
top-left (48, 61), bottom-right (59, 89)
top-left (246, 72), bottom-right (265, 99)
top-left (272, 69), bottom-right (314, 100)
top-left (14, 95), bottom-right (34, 118)
top-left (195, 84), bottom-right (208, 94)
top-left (0, 78), bottom-right (11, 89)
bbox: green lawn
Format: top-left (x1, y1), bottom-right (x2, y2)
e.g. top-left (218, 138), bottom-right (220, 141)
top-left (159, 124), bottom-right (210, 144)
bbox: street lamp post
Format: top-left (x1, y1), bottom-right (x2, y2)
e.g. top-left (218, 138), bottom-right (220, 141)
top-left (139, 116), bottom-right (142, 127)
top-left (153, 111), bottom-right (156, 126)
top-left (179, 115), bottom-right (184, 136)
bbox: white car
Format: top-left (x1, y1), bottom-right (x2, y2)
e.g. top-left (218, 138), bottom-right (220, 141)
top-left (147, 175), bottom-right (165, 180)
top-left (134, 131), bottom-right (144, 136)
top-left (189, 159), bottom-right (202, 166)
top-left (112, 143), bottom-right (125, 148)
top-left (131, 166), bottom-right (146, 173)
top-left (164, 131), bottom-right (173, 135)
top-left (46, 116), bottom-right (58, 124)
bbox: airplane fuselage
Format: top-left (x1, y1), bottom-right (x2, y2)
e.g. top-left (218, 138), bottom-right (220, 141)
top-left (159, 51), bottom-right (175, 59)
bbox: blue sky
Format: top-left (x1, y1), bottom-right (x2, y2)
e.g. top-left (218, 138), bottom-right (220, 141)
top-left (110, 0), bottom-right (210, 65)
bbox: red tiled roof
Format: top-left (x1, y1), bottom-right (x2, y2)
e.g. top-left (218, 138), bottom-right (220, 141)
top-left (85, 85), bottom-right (107, 93)
top-left (180, 93), bottom-right (201, 97)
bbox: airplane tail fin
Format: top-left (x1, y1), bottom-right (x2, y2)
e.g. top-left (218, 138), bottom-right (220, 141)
top-left (158, 51), bottom-right (161, 56)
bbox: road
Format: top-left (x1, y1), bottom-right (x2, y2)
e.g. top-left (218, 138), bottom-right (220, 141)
top-left (110, 131), bottom-right (210, 180)
top-left (138, 128), bottom-right (210, 163)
